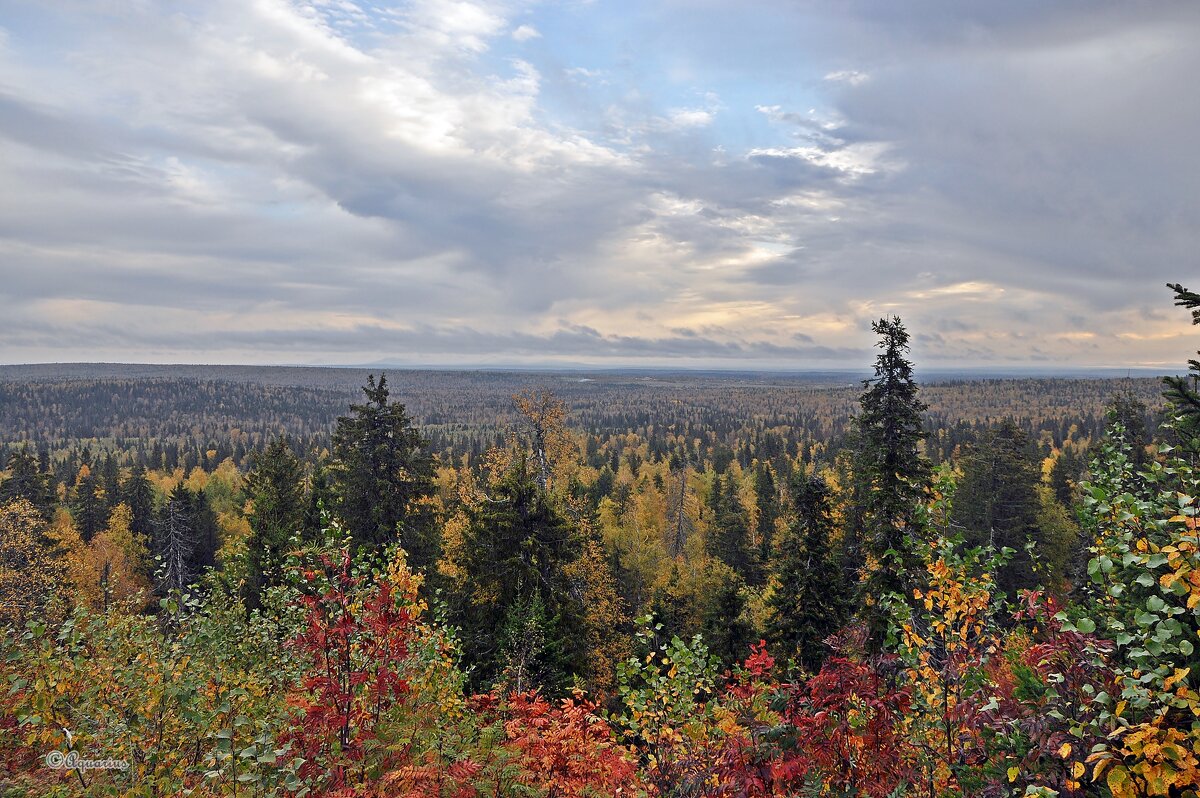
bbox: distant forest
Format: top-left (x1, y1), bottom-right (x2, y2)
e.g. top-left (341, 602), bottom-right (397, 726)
top-left (0, 365), bottom-right (1167, 483)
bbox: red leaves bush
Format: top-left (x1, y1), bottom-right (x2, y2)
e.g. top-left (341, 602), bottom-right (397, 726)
top-left (770, 628), bottom-right (916, 798)
top-left (284, 549), bottom-right (416, 796)
top-left (503, 691), bottom-right (642, 797)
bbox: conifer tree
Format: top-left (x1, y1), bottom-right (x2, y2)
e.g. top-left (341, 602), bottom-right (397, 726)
top-left (187, 489), bottom-right (220, 577)
top-left (99, 453), bottom-right (121, 507)
top-left (155, 483), bottom-right (194, 595)
top-left (851, 316), bottom-right (931, 639)
top-left (1164, 282), bottom-right (1200, 448)
top-left (705, 472), bottom-right (760, 584)
top-left (753, 461), bottom-right (780, 563)
top-left (330, 375), bottom-right (436, 566)
top-left (767, 475), bottom-right (849, 673)
top-left (120, 463), bottom-right (156, 543)
top-left (952, 420), bottom-right (1042, 596)
top-left (0, 448), bottom-right (51, 517)
top-left (647, 563), bottom-right (693, 639)
top-left (243, 436), bottom-right (305, 609)
top-left (71, 465), bottom-right (106, 543)
top-left (666, 453), bottom-right (696, 559)
top-left (497, 591), bottom-right (552, 694)
top-left (1049, 445), bottom-right (1083, 507)
top-left (699, 562), bottom-right (755, 668)
top-left (1108, 392), bottom-right (1150, 469)
top-left (453, 456), bottom-right (586, 692)
top-left (303, 464), bottom-right (335, 538)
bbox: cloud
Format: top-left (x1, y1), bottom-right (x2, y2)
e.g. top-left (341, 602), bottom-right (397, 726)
top-left (824, 70), bottom-right (868, 86)
top-left (511, 24), bottom-right (541, 42)
top-left (0, 0), bottom-right (1195, 368)
top-left (667, 107), bottom-right (714, 128)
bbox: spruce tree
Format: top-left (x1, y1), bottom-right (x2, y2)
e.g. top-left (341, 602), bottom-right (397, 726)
top-left (705, 472), bottom-right (760, 584)
top-left (120, 464), bottom-right (156, 543)
top-left (952, 420), bottom-right (1042, 597)
top-left (156, 483), bottom-right (194, 595)
top-left (186, 490), bottom-right (219, 576)
top-left (851, 316), bottom-right (931, 639)
top-left (766, 475), bottom-right (848, 673)
top-left (753, 462), bottom-right (779, 563)
top-left (303, 464), bottom-right (335, 539)
top-left (1049, 446), bottom-right (1082, 507)
top-left (243, 436), bottom-right (305, 609)
top-left (453, 457), bottom-right (586, 692)
top-left (151, 483), bottom-right (218, 595)
top-left (699, 562), bottom-right (756, 668)
top-left (1164, 282), bottom-right (1200, 448)
top-left (71, 466), bottom-right (106, 543)
top-left (1109, 392), bottom-right (1150, 469)
top-left (497, 591), bottom-right (553, 694)
top-left (0, 448), bottom-right (51, 517)
top-left (331, 375), bottom-right (437, 566)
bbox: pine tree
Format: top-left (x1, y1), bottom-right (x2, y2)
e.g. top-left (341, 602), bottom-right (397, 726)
top-left (851, 316), bottom-right (931, 640)
top-left (330, 375), bottom-right (436, 566)
top-left (243, 436), bottom-right (305, 609)
top-left (1163, 282), bottom-right (1200, 448)
top-left (766, 475), bottom-right (849, 673)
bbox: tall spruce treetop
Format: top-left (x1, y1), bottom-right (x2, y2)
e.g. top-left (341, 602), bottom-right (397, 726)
top-left (1164, 282), bottom-right (1200, 447)
top-left (852, 317), bottom-right (931, 634)
top-left (855, 317), bottom-right (930, 535)
top-left (331, 374), bottom-right (436, 566)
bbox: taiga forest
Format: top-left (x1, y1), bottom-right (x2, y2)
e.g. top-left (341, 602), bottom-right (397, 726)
top-left (0, 284), bottom-right (1197, 796)
top-left (2, 2), bottom-right (1199, 796)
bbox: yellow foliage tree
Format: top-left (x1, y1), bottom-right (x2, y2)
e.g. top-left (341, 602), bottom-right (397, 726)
top-left (86, 503), bottom-right (152, 612)
top-left (512, 389), bottom-right (577, 494)
top-left (45, 507), bottom-right (94, 607)
top-left (0, 500), bottom-right (66, 628)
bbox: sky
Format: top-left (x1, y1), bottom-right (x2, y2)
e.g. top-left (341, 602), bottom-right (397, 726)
top-left (0, 1), bottom-right (1197, 370)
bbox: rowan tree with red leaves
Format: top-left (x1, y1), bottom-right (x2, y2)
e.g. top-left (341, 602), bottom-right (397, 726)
top-left (284, 548), bottom-right (417, 796)
top-left (770, 627), bottom-right (917, 798)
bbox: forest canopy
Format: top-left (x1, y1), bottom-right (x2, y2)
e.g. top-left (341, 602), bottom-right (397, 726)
top-left (0, 283), bottom-right (1196, 797)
